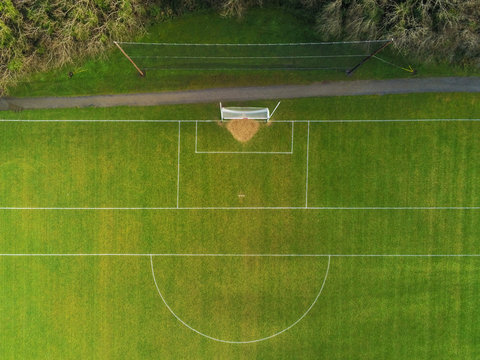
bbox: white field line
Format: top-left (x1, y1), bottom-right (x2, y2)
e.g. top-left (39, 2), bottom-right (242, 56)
top-left (1, 206), bottom-right (480, 210)
top-left (195, 120), bottom-right (198, 152)
top-left (2, 119), bottom-right (480, 123)
top-left (305, 121), bottom-right (310, 208)
top-left (291, 121), bottom-right (294, 153)
top-left (1, 253), bottom-right (480, 257)
top-left (274, 119), bottom-right (480, 123)
top-left (150, 254), bottom-right (331, 344)
top-left (177, 121), bottom-right (181, 208)
top-left (194, 120), bottom-right (294, 154)
top-left (195, 151), bottom-right (293, 154)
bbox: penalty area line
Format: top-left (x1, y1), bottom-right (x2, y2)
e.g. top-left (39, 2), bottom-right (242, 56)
top-left (0, 254), bottom-right (480, 257)
top-left (305, 121), bottom-right (310, 208)
top-left (177, 121), bottom-right (181, 208)
top-left (1, 206), bottom-right (480, 210)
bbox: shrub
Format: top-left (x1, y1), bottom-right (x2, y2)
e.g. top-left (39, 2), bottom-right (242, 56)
top-left (316, 0), bottom-right (480, 67)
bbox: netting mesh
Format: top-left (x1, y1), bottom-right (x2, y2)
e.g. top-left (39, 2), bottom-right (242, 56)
top-left (116, 40), bottom-right (391, 72)
top-left (221, 107), bottom-right (270, 120)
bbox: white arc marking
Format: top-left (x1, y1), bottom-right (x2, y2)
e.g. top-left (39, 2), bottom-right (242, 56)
top-left (150, 255), bottom-right (330, 344)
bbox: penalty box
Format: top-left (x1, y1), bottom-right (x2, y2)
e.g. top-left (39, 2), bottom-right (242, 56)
top-left (195, 120), bottom-right (294, 154)
top-left (179, 121), bottom-right (309, 207)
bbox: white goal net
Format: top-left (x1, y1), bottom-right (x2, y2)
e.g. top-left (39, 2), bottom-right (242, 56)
top-left (220, 102), bottom-right (280, 122)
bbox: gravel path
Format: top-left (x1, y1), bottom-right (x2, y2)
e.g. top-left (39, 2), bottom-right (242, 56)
top-left (1, 76), bottom-right (479, 111)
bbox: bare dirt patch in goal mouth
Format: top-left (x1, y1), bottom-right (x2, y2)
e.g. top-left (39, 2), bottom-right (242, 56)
top-left (225, 118), bottom-right (260, 143)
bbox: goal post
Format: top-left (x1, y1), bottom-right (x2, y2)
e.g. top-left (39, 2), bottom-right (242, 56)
top-left (114, 40), bottom-right (393, 74)
top-left (220, 101), bottom-right (281, 122)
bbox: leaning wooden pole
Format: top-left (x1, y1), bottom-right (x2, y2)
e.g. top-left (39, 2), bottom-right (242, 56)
top-left (114, 41), bottom-right (145, 77)
top-left (346, 39), bottom-right (393, 76)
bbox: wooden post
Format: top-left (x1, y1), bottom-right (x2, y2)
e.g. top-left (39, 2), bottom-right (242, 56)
top-left (346, 39), bottom-right (393, 76)
top-left (114, 41), bottom-right (145, 77)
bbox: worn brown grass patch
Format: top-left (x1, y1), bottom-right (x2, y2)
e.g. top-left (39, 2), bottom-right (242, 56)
top-left (225, 118), bottom-right (260, 143)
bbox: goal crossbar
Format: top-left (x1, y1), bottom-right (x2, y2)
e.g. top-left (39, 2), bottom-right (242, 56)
top-left (220, 102), bottom-right (281, 122)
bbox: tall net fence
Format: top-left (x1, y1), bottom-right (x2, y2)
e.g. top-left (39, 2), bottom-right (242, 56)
top-left (115, 40), bottom-right (392, 72)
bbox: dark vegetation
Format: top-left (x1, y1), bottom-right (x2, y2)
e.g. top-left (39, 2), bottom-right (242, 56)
top-left (1, 0), bottom-right (479, 94)
top-left (317, 0), bottom-right (480, 66)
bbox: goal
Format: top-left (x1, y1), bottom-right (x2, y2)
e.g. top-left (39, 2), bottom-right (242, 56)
top-left (114, 40), bottom-right (393, 76)
top-left (220, 102), bottom-right (281, 122)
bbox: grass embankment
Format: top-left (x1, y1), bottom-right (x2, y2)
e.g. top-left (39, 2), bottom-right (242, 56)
top-left (8, 8), bottom-right (478, 98)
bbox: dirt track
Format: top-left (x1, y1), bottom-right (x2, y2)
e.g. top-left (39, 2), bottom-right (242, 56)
top-left (1, 76), bottom-right (480, 111)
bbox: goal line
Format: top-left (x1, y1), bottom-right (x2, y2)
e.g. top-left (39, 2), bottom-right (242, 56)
top-left (2, 119), bottom-right (480, 123)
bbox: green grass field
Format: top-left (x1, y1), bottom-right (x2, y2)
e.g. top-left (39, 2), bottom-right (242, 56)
top-left (7, 8), bottom-right (479, 98)
top-left (1, 93), bottom-right (480, 358)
